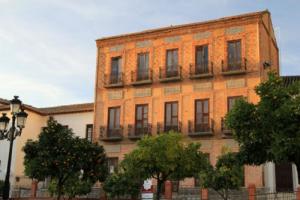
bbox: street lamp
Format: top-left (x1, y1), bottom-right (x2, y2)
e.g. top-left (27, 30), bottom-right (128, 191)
top-left (0, 96), bottom-right (28, 200)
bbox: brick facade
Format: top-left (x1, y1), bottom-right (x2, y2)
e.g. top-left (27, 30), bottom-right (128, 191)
top-left (94, 10), bottom-right (279, 187)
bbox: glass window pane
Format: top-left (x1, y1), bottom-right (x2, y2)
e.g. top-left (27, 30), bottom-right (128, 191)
top-left (173, 50), bottom-right (178, 65)
top-left (115, 108), bottom-right (120, 127)
top-left (204, 100), bottom-right (209, 113)
top-left (172, 103), bottom-right (178, 116)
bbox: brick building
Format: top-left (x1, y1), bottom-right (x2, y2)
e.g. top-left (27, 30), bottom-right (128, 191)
top-left (94, 10), bottom-right (282, 189)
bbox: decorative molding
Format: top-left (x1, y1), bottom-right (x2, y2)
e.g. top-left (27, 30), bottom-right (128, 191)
top-left (134, 88), bottom-right (152, 97)
top-left (193, 31), bottom-right (211, 40)
top-left (164, 36), bottom-right (181, 43)
top-left (108, 90), bottom-right (123, 100)
top-left (225, 26), bottom-right (244, 35)
top-left (136, 40), bottom-right (152, 48)
top-left (193, 82), bottom-right (212, 91)
top-left (105, 145), bottom-right (121, 153)
top-left (110, 44), bottom-right (124, 52)
top-left (164, 85), bottom-right (181, 95)
top-left (226, 79), bottom-right (246, 88)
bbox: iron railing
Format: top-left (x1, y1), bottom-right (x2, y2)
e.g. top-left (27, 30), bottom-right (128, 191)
top-left (156, 121), bottom-right (182, 133)
top-left (128, 123), bottom-right (152, 139)
top-left (188, 119), bottom-right (214, 136)
top-left (221, 58), bottom-right (247, 74)
top-left (159, 65), bottom-right (182, 82)
top-left (99, 125), bottom-right (123, 141)
top-left (104, 72), bottom-right (124, 87)
top-left (131, 69), bottom-right (153, 84)
top-left (189, 62), bottom-right (214, 78)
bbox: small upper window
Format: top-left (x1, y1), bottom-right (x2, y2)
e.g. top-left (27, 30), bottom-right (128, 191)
top-left (86, 124), bottom-right (93, 142)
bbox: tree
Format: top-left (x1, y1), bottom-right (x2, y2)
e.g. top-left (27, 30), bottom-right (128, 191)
top-left (200, 152), bottom-right (244, 200)
top-left (110, 132), bottom-right (209, 200)
top-left (226, 73), bottom-right (300, 173)
top-left (23, 117), bottom-right (108, 200)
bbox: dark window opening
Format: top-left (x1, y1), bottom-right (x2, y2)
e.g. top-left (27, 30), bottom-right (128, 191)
top-left (110, 57), bottom-right (122, 84)
top-left (165, 102), bottom-right (178, 132)
top-left (86, 124), bottom-right (93, 142)
top-left (137, 53), bottom-right (149, 81)
top-left (135, 104), bottom-right (149, 135)
top-left (166, 49), bottom-right (179, 77)
top-left (227, 40), bottom-right (241, 71)
top-left (108, 107), bottom-right (121, 137)
top-left (195, 99), bottom-right (210, 132)
top-left (195, 45), bottom-right (209, 74)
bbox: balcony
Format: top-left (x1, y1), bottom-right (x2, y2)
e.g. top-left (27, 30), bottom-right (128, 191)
top-left (99, 126), bottom-right (123, 141)
top-left (131, 70), bottom-right (153, 86)
top-left (157, 121), bottom-right (182, 133)
top-left (104, 73), bottom-right (124, 88)
top-left (221, 58), bottom-right (247, 75)
top-left (159, 66), bottom-right (182, 83)
top-left (188, 119), bottom-right (214, 137)
top-left (221, 117), bottom-right (232, 137)
top-left (128, 123), bottom-right (152, 140)
top-left (189, 62), bottom-right (214, 79)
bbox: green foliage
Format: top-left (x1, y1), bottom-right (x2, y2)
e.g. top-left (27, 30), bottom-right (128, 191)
top-left (201, 152), bottom-right (244, 200)
top-left (226, 73), bottom-right (300, 168)
top-left (23, 117), bottom-right (108, 199)
top-left (48, 172), bottom-right (93, 198)
top-left (103, 172), bottom-right (142, 199)
top-left (0, 180), bottom-right (4, 195)
top-left (105, 132), bottom-right (209, 200)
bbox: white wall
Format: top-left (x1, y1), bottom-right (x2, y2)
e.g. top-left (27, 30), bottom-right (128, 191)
top-left (52, 111), bottom-right (94, 138)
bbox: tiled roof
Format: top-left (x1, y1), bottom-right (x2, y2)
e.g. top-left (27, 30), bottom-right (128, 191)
top-left (96, 10), bottom-right (268, 42)
top-left (0, 98), bottom-right (10, 105)
top-left (38, 103), bottom-right (94, 115)
top-left (0, 99), bottom-right (94, 115)
top-left (281, 76), bottom-right (300, 86)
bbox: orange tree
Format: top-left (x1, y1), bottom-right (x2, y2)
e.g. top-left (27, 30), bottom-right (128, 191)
top-left (23, 117), bottom-right (108, 200)
top-left (226, 73), bottom-right (300, 174)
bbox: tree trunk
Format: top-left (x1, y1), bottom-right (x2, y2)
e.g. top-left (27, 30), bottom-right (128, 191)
top-left (156, 180), bottom-right (163, 200)
top-left (57, 181), bottom-right (63, 200)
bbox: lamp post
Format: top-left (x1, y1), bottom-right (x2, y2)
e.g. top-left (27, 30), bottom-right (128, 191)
top-left (0, 96), bottom-right (28, 200)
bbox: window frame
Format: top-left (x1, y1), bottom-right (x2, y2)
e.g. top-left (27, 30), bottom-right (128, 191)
top-left (166, 49), bottom-right (179, 76)
top-left (135, 104), bottom-right (149, 132)
top-left (195, 45), bottom-right (209, 73)
top-left (85, 124), bottom-right (93, 142)
top-left (227, 40), bottom-right (242, 70)
top-left (164, 101), bottom-right (179, 131)
top-left (195, 99), bottom-right (210, 132)
top-left (107, 106), bottom-right (121, 131)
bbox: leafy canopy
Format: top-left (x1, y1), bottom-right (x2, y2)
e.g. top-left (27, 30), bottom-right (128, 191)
top-left (23, 117), bottom-right (108, 199)
top-left (104, 132), bottom-right (210, 200)
top-left (201, 152), bottom-right (244, 200)
top-left (226, 73), bottom-right (300, 167)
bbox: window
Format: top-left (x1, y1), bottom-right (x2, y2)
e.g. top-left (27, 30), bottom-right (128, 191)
top-left (195, 99), bottom-right (209, 132)
top-left (165, 102), bottom-right (178, 132)
top-left (108, 107), bottom-right (121, 136)
top-left (137, 53), bottom-right (149, 80)
top-left (107, 157), bottom-right (118, 174)
top-left (227, 96), bottom-right (243, 111)
top-left (166, 49), bottom-right (178, 77)
top-left (135, 104), bottom-right (148, 134)
top-left (195, 45), bottom-right (208, 73)
top-left (86, 124), bottom-right (93, 142)
top-left (110, 57), bottom-right (122, 84)
top-left (227, 40), bottom-right (241, 70)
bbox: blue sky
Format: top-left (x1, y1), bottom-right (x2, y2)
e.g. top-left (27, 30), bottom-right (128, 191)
top-left (0, 0), bottom-right (299, 107)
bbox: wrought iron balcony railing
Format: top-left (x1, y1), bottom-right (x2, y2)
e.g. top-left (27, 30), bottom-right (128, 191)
top-left (221, 58), bottom-right (247, 75)
top-left (99, 125), bottom-right (123, 141)
top-left (188, 119), bottom-right (214, 137)
top-left (128, 123), bottom-right (152, 139)
top-left (131, 69), bottom-right (153, 86)
top-left (189, 62), bottom-right (214, 79)
top-left (221, 117), bottom-right (232, 137)
top-left (159, 65), bottom-right (182, 82)
top-left (156, 121), bottom-right (182, 133)
top-left (104, 73), bottom-right (124, 88)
